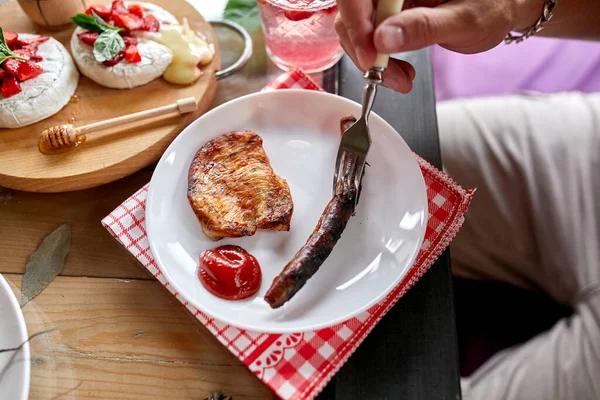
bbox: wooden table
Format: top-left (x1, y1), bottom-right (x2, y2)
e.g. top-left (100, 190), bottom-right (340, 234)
top-left (0, 1), bottom-right (461, 399)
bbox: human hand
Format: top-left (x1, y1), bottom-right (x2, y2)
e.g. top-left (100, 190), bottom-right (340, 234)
top-left (335, 0), bottom-right (542, 92)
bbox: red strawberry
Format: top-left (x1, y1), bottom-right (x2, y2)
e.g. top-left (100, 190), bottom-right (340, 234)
top-left (2, 59), bottom-right (23, 76)
top-left (124, 45), bottom-right (141, 63)
top-left (17, 61), bottom-right (43, 81)
top-left (4, 31), bottom-right (18, 46)
top-left (13, 48), bottom-right (39, 61)
top-left (122, 35), bottom-right (138, 46)
top-left (18, 35), bottom-right (49, 46)
top-left (128, 4), bottom-right (145, 18)
top-left (15, 43), bottom-right (43, 61)
top-left (111, 0), bottom-right (128, 14)
top-left (141, 14), bottom-right (160, 32)
top-left (283, 10), bottom-right (313, 21)
top-left (1, 76), bottom-right (22, 98)
top-left (102, 51), bottom-right (125, 66)
top-left (77, 31), bottom-right (99, 46)
top-left (0, 69), bottom-right (6, 81)
top-left (85, 4), bottom-right (112, 19)
top-left (112, 11), bottom-right (144, 30)
top-left (117, 28), bottom-right (131, 36)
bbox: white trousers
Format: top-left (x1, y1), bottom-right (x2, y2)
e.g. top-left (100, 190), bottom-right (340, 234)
top-left (437, 92), bottom-right (600, 400)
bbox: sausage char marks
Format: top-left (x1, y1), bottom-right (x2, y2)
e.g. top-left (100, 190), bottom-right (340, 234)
top-left (264, 116), bottom-right (363, 308)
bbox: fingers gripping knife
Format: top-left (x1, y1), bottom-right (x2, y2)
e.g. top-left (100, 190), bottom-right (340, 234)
top-left (333, 0), bottom-right (405, 205)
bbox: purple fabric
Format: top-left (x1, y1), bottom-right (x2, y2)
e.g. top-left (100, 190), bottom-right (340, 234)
top-left (431, 37), bottom-right (600, 101)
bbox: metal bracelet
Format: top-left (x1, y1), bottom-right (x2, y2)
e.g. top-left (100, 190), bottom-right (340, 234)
top-left (209, 19), bottom-right (253, 80)
top-left (504, 0), bottom-right (557, 44)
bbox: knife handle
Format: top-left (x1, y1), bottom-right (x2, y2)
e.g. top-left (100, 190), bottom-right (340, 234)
top-left (373, 0), bottom-right (405, 69)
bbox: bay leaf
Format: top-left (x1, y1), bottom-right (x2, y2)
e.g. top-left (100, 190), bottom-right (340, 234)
top-left (20, 224), bottom-right (71, 307)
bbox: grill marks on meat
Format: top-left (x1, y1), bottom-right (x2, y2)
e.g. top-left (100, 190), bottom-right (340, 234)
top-left (187, 131), bottom-right (294, 241)
top-left (264, 116), bottom-right (361, 308)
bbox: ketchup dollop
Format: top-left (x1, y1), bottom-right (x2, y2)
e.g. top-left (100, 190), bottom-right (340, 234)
top-left (198, 245), bottom-right (262, 300)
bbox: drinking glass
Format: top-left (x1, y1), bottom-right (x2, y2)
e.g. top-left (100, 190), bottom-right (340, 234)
top-left (257, 0), bottom-right (344, 73)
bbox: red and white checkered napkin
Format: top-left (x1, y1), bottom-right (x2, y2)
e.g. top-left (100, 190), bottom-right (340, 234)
top-left (102, 69), bottom-right (474, 400)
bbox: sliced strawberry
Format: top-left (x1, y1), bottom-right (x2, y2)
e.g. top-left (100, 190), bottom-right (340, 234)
top-left (2, 59), bottom-right (23, 76)
top-left (1, 76), bottom-right (22, 98)
top-left (117, 27), bottom-right (132, 36)
top-left (124, 45), bottom-right (141, 63)
top-left (15, 42), bottom-right (43, 60)
top-left (128, 4), bottom-right (145, 18)
top-left (111, 0), bottom-right (128, 14)
top-left (112, 11), bottom-right (144, 30)
top-left (85, 4), bottom-right (112, 19)
top-left (4, 31), bottom-right (18, 46)
top-left (17, 61), bottom-right (43, 81)
top-left (78, 31), bottom-right (99, 46)
top-left (122, 35), bottom-right (138, 46)
top-left (141, 14), bottom-right (160, 32)
top-left (12, 48), bottom-right (41, 61)
top-left (102, 51), bottom-right (125, 67)
top-left (12, 49), bottom-right (28, 60)
top-left (18, 35), bottom-right (49, 46)
top-left (283, 10), bottom-right (313, 21)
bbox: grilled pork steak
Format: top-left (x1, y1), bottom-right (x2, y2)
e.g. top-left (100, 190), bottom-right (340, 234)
top-left (187, 131), bottom-right (294, 241)
top-left (264, 116), bottom-right (362, 308)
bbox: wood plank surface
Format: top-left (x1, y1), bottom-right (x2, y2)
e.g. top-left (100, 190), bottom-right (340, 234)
top-left (4, 274), bottom-right (274, 399)
top-left (331, 54), bottom-right (461, 400)
top-left (0, 170), bottom-right (152, 279)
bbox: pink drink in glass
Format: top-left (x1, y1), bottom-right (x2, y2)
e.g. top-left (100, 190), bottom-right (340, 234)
top-left (257, 0), bottom-right (343, 73)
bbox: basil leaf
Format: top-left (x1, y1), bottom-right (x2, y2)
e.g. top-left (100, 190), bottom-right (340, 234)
top-left (71, 13), bottom-right (104, 33)
top-left (0, 26), bottom-right (9, 50)
top-left (225, 0), bottom-right (258, 9)
top-left (224, 0), bottom-right (260, 29)
top-left (71, 12), bottom-right (121, 34)
top-left (93, 30), bottom-right (125, 62)
top-left (92, 11), bottom-right (121, 32)
top-left (0, 27), bottom-right (28, 62)
top-left (71, 12), bottom-right (125, 63)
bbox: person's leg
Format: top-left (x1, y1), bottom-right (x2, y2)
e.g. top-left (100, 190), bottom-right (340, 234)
top-left (437, 92), bottom-right (600, 399)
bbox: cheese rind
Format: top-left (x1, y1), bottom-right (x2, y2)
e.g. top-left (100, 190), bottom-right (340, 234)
top-left (0, 35), bottom-right (79, 129)
top-left (70, 2), bottom-right (178, 89)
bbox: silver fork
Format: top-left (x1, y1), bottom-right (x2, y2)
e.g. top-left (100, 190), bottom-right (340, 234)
top-left (332, 67), bottom-right (383, 205)
top-left (332, 0), bottom-right (405, 206)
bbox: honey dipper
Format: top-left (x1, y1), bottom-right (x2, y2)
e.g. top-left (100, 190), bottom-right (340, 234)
top-left (39, 97), bottom-right (198, 154)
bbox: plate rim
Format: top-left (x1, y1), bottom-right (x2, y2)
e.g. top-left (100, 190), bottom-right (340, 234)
top-left (146, 89), bottom-right (428, 332)
top-left (0, 274), bottom-right (30, 400)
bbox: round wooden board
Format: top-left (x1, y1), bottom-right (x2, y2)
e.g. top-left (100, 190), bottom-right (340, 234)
top-left (0, 0), bottom-right (221, 192)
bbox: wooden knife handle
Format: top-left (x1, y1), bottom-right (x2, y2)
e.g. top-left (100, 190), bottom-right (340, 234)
top-left (373, 0), bottom-right (406, 69)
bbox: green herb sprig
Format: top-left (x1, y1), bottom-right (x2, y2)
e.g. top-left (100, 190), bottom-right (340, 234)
top-left (223, 0), bottom-right (260, 29)
top-left (71, 12), bottom-right (126, 63)
top-left (0, 27), bottom-right (27, 65)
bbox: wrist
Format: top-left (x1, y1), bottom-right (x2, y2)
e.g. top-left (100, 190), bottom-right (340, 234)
top-left (512, 0), bottom-right (548, 32)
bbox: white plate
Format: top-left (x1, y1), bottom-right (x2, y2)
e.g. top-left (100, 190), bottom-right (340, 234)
top-left (0, 274), bottom-right (30, 400)
top-left (146, 90), bottom-right (427, 332)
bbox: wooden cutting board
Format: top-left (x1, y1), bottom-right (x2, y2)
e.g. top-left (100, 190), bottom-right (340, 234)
top-left (0, 0), bottom-right (220, 192)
